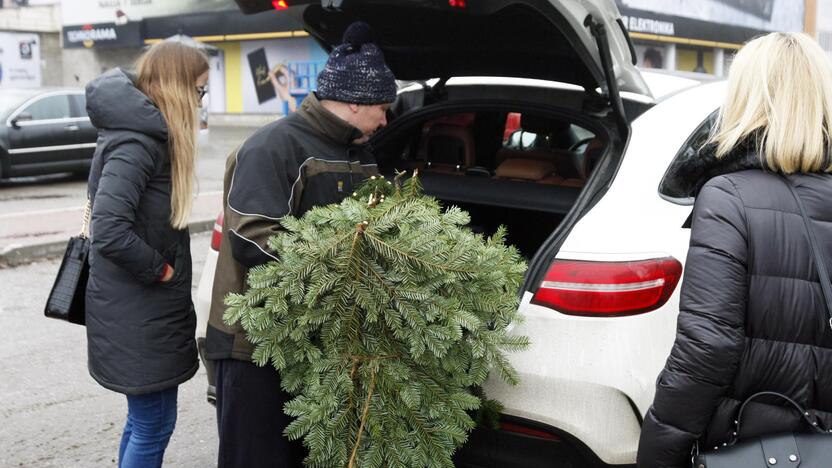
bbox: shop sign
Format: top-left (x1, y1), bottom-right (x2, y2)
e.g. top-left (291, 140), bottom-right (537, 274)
top-left (62, 22), bottom-right (142, 49)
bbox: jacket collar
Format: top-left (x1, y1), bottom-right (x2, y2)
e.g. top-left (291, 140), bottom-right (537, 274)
top-left (659, 137), bottom-right (764, 201)
top-left (297, 92), bottom-right (364, 145)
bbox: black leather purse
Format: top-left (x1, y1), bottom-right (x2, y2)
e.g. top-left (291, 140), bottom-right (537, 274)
top-left (692, 176), bottom-right (832, 467)
top-left (44, 198), bottom-right (90, 325)
top-left (693, 391), bottom-right (832, 468)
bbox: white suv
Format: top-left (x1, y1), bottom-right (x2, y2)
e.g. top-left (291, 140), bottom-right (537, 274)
top-left (196, 1), bottom-right (725, 466)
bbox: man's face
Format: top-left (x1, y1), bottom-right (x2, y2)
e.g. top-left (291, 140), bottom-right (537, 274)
top-left (350, 103), bottom-right (390, 144)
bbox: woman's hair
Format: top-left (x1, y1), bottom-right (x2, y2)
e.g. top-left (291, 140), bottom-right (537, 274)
top-left (710, 32), bottom-right (832, 174)
top-left (135, 42), bottom-right (209, 229)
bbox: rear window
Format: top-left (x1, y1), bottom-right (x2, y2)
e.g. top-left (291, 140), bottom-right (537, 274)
top-left (503, 113), bottom-right (594, 153)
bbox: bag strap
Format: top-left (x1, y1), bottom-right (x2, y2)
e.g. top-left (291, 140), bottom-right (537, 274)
top-left (735, 391), bottom-right (826, 439)
top-left (80, 197), bottom-right (91, 238)
top-left (782, 176), bottom-right (832, 332)
top-left (693, 389), bottom-right (828, 460)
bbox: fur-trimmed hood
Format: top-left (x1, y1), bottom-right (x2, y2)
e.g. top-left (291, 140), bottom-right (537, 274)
top-left (659, 138), bottom-right (764, 201)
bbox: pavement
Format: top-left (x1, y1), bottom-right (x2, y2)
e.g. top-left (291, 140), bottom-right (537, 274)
top-left (0, 232), bottom-right (218, 467)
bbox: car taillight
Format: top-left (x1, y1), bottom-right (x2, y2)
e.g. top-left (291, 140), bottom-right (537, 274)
top-left (531, 257), bottom-right (683, 317)
top-left (448, 0), bottom-right (466, 8)
top-left (272, 0), bottom-right (288, 10)
top-left (210, 212), bottom-right (224, 251)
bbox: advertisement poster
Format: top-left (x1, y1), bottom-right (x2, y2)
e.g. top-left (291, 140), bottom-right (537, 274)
top-left (247, 48), bottom-right (277, 105)
top-left (0, 33), bottom-right (41, 88)
top-left (616, 0), bottom-right (804, 33)
top-left (239, 38), bottom-right (328, 114)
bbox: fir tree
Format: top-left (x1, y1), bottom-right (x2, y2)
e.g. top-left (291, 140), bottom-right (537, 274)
top-left (224, 172), bottom-right (529, 468)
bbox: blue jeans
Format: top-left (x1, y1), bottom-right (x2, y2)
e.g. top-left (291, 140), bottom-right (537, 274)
top-left (118, 386), bottom-right (178, 468)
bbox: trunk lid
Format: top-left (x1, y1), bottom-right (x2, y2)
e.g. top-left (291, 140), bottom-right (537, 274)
top-left (233, 0), bottom-right (651, 97)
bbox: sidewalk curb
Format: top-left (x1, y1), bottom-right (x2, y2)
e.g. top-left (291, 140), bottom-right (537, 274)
top-left (0, 218), bottom-right (215, 269)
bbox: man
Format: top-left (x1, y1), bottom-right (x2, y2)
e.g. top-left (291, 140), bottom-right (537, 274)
top-left (205, 21), bottom-right (396, 467)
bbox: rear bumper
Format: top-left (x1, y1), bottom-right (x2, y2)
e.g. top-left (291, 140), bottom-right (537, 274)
top-left (484, 374), bottom-right (642, 465)
top-left (481, 293), bottom-right (679, 465)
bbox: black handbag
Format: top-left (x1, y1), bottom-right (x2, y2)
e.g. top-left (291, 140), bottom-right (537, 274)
top-left (693, 391), bottom-right (832, 468)
top-left (692, 176), bottom-right (832, 467)
top-left (44, 198), bottom-right (90, 325)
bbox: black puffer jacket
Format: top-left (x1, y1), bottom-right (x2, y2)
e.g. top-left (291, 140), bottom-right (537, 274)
top-left (638, 144), bottom-right (832, 467)
top-left (84, 68), bottom-right (197, 395)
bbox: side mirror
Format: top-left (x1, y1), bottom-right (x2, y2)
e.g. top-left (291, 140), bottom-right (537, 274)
top-left (11, 112), bottom-right (32, 128)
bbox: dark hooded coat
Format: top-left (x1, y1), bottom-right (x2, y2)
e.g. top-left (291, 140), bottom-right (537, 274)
top-left (638, 142), bottom-right (832, 467)
top-left (84, 68), bottom-right (197, 395)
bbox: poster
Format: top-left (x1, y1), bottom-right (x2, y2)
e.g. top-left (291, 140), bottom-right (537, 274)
top-left (0, 33), bottom-right (41, 88)
top-left (239, 38), bottom-right (327, 114)
top-left (247, 48), bottom-right (277, 104)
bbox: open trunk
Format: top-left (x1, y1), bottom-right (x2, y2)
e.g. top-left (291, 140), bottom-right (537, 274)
top-left (375, 105), bottom-right (608, 259)
top-left (235, 0), bottom-right (648, 292)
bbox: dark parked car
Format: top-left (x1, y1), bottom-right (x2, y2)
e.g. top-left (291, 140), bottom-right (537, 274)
top-left (0, 88), bottom-right (97, 180)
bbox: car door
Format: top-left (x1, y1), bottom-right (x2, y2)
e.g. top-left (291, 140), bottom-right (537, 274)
top-left (69, 92), bottom-right (98, 169)
top-left (7, 92), bottom-right (79, 176)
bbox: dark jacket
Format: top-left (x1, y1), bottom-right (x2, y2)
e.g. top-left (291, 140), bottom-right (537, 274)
top-left (206, 93), bottom-right (378, 361)
top-left (637, 144), bottom-right (832, 467)
top-left (84, 68), bottom-right (197, 395)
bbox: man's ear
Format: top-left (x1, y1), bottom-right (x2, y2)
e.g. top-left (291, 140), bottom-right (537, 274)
top-left (348, 103), bottom-right (361, 113)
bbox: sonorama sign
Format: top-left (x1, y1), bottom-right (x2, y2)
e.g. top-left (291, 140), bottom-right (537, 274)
top-left (62, 22), bottom-right (142, 49)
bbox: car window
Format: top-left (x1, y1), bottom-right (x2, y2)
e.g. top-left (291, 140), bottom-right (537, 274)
top-left (69, 94), bottom-right (87, 118)
top-left (504, 130), bottom-right (538, 150)
top-left (572, 125), bottom-right (594, 142)
top-left (658, 110), bottom-right (718, 204)
top-left (23, 95), bottom-right (72, 121)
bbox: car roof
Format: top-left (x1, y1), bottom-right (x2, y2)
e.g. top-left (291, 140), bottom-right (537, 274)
top-left (638, 69), bottom-right (723, 102)
top-left (0, 87), bottom-right (84, 98)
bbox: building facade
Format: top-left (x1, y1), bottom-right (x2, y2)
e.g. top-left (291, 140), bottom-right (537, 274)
top-left (60, 0), bottom-right (328, 116)
top-left (616, 0), bottom-right (808, 77)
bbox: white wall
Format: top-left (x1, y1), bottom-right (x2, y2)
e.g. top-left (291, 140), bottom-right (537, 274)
top-left (61, 0), bottom-right (231, 26)
top-left (0, 4), bottom-right (60, 32)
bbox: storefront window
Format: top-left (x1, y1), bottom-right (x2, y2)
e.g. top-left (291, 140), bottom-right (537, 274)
top-left (676, 47), bottom-right (714, 74)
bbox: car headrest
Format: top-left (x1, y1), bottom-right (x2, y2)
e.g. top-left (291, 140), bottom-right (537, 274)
top-left (419, 124), bottom-right (476, 168)
top-left (520, 114), bottom-right (570, 135)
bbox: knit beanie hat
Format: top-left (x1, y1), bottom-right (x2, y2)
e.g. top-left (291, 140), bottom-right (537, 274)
top-left (316, 22), bottom-right (397, 105)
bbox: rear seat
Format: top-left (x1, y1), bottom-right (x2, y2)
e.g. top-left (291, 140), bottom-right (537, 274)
top-left (416, 113), bottom-right (476, 175)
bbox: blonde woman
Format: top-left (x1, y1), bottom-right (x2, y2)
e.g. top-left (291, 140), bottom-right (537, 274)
top-left (83, 42), bottom-right (208, 468)
top-left (637, 32), bottom-right (832, 467)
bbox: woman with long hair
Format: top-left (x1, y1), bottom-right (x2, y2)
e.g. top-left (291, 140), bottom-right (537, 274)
top-left (638, 32), bottom-right (832, 467)
top-left (84, 41), bottom-right (208, 467)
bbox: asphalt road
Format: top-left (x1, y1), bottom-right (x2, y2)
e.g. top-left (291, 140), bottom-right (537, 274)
top-left (0, 232), bottom-right (218, 467)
